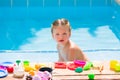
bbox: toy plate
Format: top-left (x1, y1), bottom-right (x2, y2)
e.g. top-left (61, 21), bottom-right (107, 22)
top-left (0, 62), bottom-right (14, 67)
top-left (0, 69), bottom-right (8, 78)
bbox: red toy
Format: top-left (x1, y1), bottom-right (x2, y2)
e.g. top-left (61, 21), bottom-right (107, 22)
top-left (6, 66), bottom-right (14, 73)
top-left (54, 62), bottom-right (67, 69)
top-left (67, 63), bottom-right (78, 70)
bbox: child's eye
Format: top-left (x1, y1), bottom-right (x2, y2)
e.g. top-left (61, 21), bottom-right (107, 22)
top-left (63, 33), bottom-right (67, 35)
top-left (56, 33), bottom-right (59, 36)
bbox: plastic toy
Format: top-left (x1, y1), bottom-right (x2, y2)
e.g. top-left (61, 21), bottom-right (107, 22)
top-left (0, 69), bottom-right (8, 78)
top-left (39, 67), bottom-right (53, 73)
top-left (83, 62), bottom-right (93, 70)
top-left (35, 64), bottom-right (41, 70)
top-left (0, 61), bottom-right (14, 73)
top-left (54, 62), bottom-right (66, 69)
top-left (88, 73), bottom-right (95, 80)
top-left (0, 62), bottom-right (14, 67)
top-left (13, 60), bottom-right (24, 78)
top-left (32, 71), bottom-right (52, 80)
top-left (75, 67), bottom-right (83, 73)
top-left (74, 60), bottom-right (86, 68)
top-left (67, 63), bottom-right (78, 70)
top-left (110, 60), bottom-right (118, 70)
top-left (23, 60), bottom-right (30, 67)
top-left (0, 66), bottom-right (8, 78)
top-left (115, 63), bottom-right (120, 72)
top-left (6, 66), bottom-right (14, 73)
top-left (29, 70), bottom-right (35, 76)
top-left (16, 60), bottom-right (21, 66)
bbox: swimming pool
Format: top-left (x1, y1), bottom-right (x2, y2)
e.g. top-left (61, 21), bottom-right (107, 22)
top-left (0, 0), bottom-right (120, 62)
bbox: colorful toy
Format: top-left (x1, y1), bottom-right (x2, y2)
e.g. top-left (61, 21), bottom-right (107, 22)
top-left (110, 60), bottom-right (118, 70)
top-left (74, 60), bottom-right (86, 68)
top-left (67, 63), bottom-right (78, 70)
top-left (54, 62), bottom-right (66, 69)
top-left (115, 63), bottom-right (120, 72)
top-left (13, 60), bottom-right (24, 78)
top-left (23, 60), bottom-right (30, 67)
top-left (75, 67), bottom-right (83, 73)
top-left (83, 62), bottom-right (93, 70)
top-left (32, 71), bottom-right (52, 80)
top-left (6, 66), bottom-right (14, 73)
top-left (88, 73), bottom-right (95, 80)
top-left (0, 61), bottom-right (14, 73)
top-left (35, 64), bottom-right (41, 70)
top-left (16, 60), bottom-right (21, 65)
top-left (29, 70), bottom-right (35, 76)
top-left (24, 66), bottom-right (35, 72)
top-left (0, 66), bottom-right (8, 78)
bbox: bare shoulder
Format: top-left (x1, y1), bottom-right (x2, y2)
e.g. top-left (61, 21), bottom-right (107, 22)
top-left (69, 41), bottom-right (88, 61)
top-left (70, 41), bottom-right (82, 51)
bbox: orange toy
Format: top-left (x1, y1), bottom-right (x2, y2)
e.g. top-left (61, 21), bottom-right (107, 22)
top-left (29, 70), bottom-right (35, 76)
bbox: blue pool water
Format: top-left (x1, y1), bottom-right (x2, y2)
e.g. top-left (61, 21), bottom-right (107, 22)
top-left (0, 0), bottom-right (120, 62)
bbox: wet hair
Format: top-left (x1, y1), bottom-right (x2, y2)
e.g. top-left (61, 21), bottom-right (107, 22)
top-left (51, 18), bottom-right (71, 34)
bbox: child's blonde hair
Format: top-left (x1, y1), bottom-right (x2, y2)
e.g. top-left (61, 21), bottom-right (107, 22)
top-left (51, 18), bottom-right (71, 34)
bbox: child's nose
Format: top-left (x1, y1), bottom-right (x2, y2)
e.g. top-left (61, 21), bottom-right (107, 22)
top-left (59, 35), bottom-right (64, 38)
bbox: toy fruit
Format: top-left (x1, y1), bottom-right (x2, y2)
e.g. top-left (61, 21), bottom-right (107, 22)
top-left (88, 73), bottom-right (95, 80)
top-left (75, 67), bottom-right (83, 73)
top-left (29, 70), bottom-right (35, 76)
top-left (24, 66), bottom-right (32, 72)
top-left (110, 60), bottom-right (118, 70)
top-left (83, 62), bottom-right (93, 70)
top-left (35, 64), bottom-right (41, 70)
top-left (6, 66), bottom-right (14, 73)
top-left (115, 63), bottom-right (120, 72)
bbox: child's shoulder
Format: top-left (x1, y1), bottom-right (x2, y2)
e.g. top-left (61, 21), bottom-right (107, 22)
top-left (69, 44), bottom-right (80, 53)
top-left (70, 41), bottom-right (80, 49)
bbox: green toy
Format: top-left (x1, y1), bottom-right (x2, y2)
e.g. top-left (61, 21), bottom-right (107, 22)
top-left (88, 73), bottom-right (95, 80)
top-left (75, 67), bottom-right (83, 73)
top-left (115, 63), bottom-right (120, 72)
top-left (83, 62), bottom-right (93, 70)
top-left (16, 60), bottom-right (21, 66)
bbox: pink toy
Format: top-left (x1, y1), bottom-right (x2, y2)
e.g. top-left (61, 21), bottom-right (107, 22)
top-left (74, 60), bottom-right (86, 68)
top-left (32, 71), bottom-right (52, 80)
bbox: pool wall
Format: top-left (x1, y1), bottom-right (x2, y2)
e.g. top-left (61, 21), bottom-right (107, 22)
top-left (0, 0), bottom-right (113, 7)
top-left (0, 0), bottom-right (117, 27)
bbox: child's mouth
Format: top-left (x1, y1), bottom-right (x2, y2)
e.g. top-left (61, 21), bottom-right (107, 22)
top-left (59, 40), bottom-right (64, 42)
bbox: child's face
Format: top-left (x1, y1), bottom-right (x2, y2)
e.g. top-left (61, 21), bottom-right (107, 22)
top-left (52, 26), bottom-right (71, 45)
